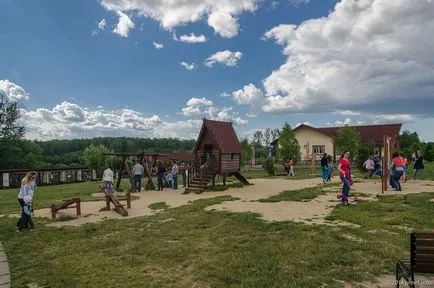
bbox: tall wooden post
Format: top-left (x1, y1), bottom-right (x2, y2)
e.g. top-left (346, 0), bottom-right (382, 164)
top-left (76, 199), bottom-right (81, 216)
top-left (105, 195), bottom-right (111, 211)
top-left (126, 192), bottom-right (131, 209)
top-left (116, 156), bottom-right (126, 191)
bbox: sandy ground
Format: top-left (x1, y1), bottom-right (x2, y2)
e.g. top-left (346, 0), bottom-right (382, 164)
top-left (19, 177), bottom-right (434, 228)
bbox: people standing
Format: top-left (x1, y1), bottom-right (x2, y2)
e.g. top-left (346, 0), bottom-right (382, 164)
top-left (321, 153), bottom-right (329, 184)
top-left (17, 171), bottom-right (37, 230)
top-left (132, 162), bottom-right (144, 192)
top-left (390, 152), bottom-right (404, 191)
top-left (103, 166), bottom-right (114, 193)
top-left (181, 162), bottom-right (187, 187)
top-left (338, 151), bottom-right (352, 205)
top-left (172, 162), bottom-right (179, 189)
top-left (157, 162), bottom-right (165, 191)
top-left (411, 151), bottom-right (416, 164)
top-left (413, 150), bottom-right (424, 180)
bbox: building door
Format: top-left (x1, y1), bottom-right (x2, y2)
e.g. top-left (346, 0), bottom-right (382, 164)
top-left (204, 144), bottom-right (213, 163)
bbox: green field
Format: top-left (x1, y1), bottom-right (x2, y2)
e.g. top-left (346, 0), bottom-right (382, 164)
top-left (0, 163), bottom-right (433, 287)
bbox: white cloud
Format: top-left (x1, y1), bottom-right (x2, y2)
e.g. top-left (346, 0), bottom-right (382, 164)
top-left (232, 83), bottom-right (264, 109)
top-left (204, 50), bottom-right (243, 67)
top-left (220, 92), bottom-right (231, 97)
top-left (100, 0), bottom-right (258, 38)
top-left (178, 33), bottom-right (207, 43)
top-left (333, 118), bottom-right (352, 126)
top-left (334, 110), bottom-right (361, 116)
top-left (186, 97), bottom-right (213, 107)
top-left (113, 11), bottom-right (135, 37)
top-left (271, 1), bottom-right (279, 9)
top-left (98, 19), bottom-right (107, 30)
top-left (180, 61), bottom-right (198, 71)
top-left (20, 101), bottom-right (207, 140)
top-left (289, 0), bottom-right (310, 6)
top-left (153, 42), bottom-right (164, 49)
top-left (256, 0), bottom-right (434, 117)
top-left (0, 80), bottom-right (29, 102)
top-left (245, 113), bottom-right (257, 118)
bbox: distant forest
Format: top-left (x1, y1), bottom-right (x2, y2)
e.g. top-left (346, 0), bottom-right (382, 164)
top-left (0, 137), bottom-right (196, 170)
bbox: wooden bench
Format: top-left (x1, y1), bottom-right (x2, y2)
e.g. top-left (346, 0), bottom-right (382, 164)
top-left (396, 232), bottom-right (434, 287)
top-left (50, 198), bottom-right (81, 219)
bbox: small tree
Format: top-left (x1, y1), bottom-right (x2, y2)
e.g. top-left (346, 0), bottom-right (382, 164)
top-left (240, 138), bottom-right (253, 167)
top-left (357, 141), bottom-right (375, 169)
top-left (334, 126), bottom-right (361, 157)
top-left (263, 157), bottom-right (275, 176)
top-left (276, 122), bottom-right (300, 163)
top-left (83, 144), bottom-right (110, 176)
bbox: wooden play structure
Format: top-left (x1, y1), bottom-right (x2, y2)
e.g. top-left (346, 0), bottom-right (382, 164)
top-left (50, 198), bottom-right (81, 219)
top-left (382, 134), bottom-right (400, 194)
top-left (184, 119), bottom-right (249, 193)
top-left (99, 184), bottom-right (130, 216)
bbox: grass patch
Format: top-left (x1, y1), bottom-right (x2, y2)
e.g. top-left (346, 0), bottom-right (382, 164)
top-left (242, 168), bottom-right (320, 180)
top-left (258, 187), bottom-right (327, 202)
top-left (148, 202), bottom-right (169, 210)
top-left (1, 193), bottom-right (433, 287)
top-left (204, 182), bottom-right (244, 192)
top-left (350, 192), bottom-right (372, 197)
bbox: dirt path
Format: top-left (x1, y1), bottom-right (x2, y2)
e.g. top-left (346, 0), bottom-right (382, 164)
top-left (24, 178), bottom-right (434, 228)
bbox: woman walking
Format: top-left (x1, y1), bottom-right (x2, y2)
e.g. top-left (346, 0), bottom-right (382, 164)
top-left (321, 153), bottom-right (329, 184)
top-left (413, 150), bottom-right (424, 181)
top-left (338, 151), bottom-right (352, 205)
top-left (16, 171), bottom-right (37, 230)
top-left (390, 152), bottom-right (404, 191)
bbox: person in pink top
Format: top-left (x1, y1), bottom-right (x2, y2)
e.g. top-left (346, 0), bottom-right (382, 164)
top-left (338, 150), bottom-right (352, 205)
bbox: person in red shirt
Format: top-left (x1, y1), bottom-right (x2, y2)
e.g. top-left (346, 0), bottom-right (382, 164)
top-left (338, 150), bottom-right (352, 205)
top-left (390, 152), bottom-right (404, 191)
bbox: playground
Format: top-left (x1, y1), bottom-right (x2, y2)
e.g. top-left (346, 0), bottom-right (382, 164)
top-left (0, 122), bottom-right (433, 288)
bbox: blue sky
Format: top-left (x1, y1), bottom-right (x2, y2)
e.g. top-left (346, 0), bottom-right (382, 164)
top-left (1, 0), bottom-right (434, 141)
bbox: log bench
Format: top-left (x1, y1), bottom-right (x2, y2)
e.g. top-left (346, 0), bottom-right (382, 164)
top-left (50, 198), bottom-right (81, 219)
top-left (396, 232), bottom-right (434, 287)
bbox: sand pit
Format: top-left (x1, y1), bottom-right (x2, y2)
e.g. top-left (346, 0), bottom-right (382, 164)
top-left (23, 177), bottom-right (434, 228)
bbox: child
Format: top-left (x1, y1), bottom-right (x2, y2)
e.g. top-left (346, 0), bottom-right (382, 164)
top-left (327, 156), bottom-right (334, 182)
top-left (18, 195), bottom-right (34, 232)
top-left (288, 158), bottom-right (295, 176)
top-left (166, 172), bottom-right (173, 188)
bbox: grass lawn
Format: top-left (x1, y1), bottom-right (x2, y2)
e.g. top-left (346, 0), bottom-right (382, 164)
top-left (258, 186), bottom-right (330, 202)
top-left (0, 189), bottom-right (433, 288)
top-left (242, 167), bottom-right (320, 180)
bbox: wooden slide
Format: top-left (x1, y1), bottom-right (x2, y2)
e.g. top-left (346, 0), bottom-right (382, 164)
top-left (99, 184), bottom-right (129, 217)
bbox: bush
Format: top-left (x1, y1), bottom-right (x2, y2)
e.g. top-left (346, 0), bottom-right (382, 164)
top-left (263, 158), bottom-right (275, 176)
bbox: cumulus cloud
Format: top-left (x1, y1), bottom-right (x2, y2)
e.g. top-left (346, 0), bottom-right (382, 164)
top-left (232, 83), bottom-right (264, 109)
top-left (180, 62), bottom-right (198, 71)
top-left (245, 113), bottom-right (257, 118)
top-left (0, 80), bottom-right (29, 102)
top-left (289, 0), bottom-right (310, 6)
top-left (204, 50), bottom-right (243, 67)
top-left (242, 0), bottom-right (434, 118)
top-left (99, 0), bottom-right (258, 38)
top-left (19, 101), bottom-right (207, 140)
top-left (176, 33), bottom-right (207, 43)
top-left (179, 97), bottom-right (247, 125)
top-left (153, 42), bottom-right (164, 49)
top-left (220, 92), bottom-right (231, 97)
top-left (186, 97), bottom-right (213, 107)
top-left (98, 19), bottom-right (107, 30)
top-left (113, 11), bottom-right (135, 37)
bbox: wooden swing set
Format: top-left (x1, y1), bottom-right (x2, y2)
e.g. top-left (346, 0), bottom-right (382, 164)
top-left (382, 134), bottom-right (400, 194)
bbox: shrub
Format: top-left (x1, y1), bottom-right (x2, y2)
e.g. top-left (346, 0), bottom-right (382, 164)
top-left (263, 158), bottom-right (275, 176)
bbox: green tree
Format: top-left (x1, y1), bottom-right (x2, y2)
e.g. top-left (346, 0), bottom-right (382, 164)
top-left (82, 144), bottom-right (110, 174)
top-left (276, 122), bottom-right (300, 163)
top-left (399, 130), bottom-right (420, 151)
top-left (334, 126), bottom-right (361, 157)
top-left (0, 93), bottom-right (26, 169)
top-left (357, 141), bottom-right (375, 169)
top-left (263, 157), bottom-right (275, 176)
top-left (240, 138), bottom-right (253, 167)
top-left (424, 143), bottom-right (434, 162)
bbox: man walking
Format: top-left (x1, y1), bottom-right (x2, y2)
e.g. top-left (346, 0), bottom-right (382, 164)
top-left (132, 161), bottom-right (144, 192)
top-left (103, 166), bottom-right (114, 193)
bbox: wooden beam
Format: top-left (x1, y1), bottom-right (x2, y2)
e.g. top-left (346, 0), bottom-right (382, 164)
top-left (116, 156), bottom-right (126, 191)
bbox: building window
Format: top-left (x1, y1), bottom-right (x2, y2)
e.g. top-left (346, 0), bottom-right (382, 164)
top-left (312, 145), bottom-right (325, 155)
top-left (231, 153), bottom-right (235, 159)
